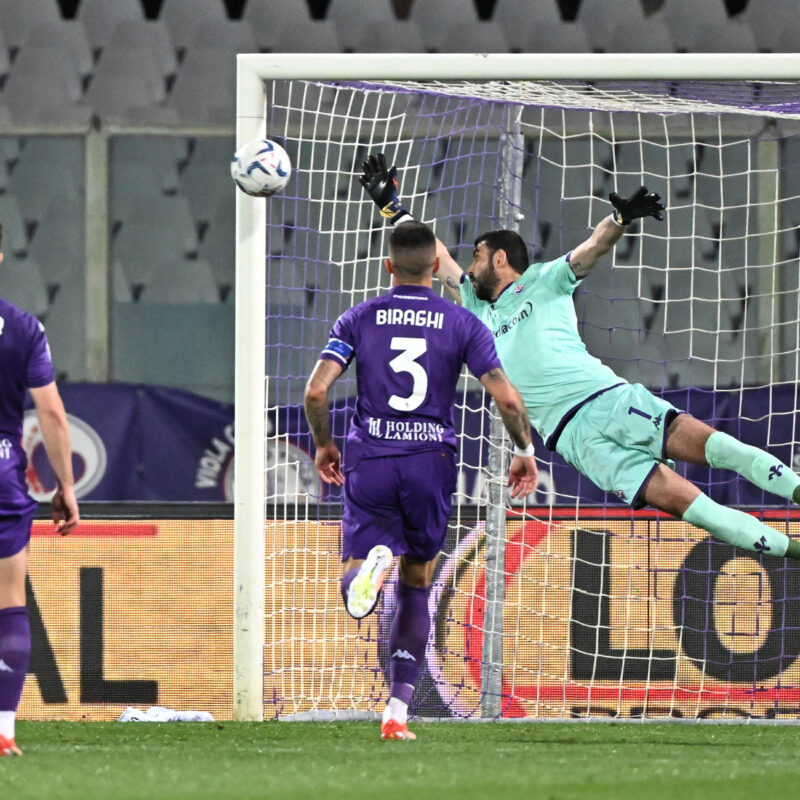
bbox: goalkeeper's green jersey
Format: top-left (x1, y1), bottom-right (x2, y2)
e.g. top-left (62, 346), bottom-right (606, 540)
top-left (459, 253), bottom-right (625, 449)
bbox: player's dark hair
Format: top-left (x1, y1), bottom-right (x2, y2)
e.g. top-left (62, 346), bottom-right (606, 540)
top-left (475, 230), bottom-right (530, 275)
top-left (388, 221), bottom-right (436, 277)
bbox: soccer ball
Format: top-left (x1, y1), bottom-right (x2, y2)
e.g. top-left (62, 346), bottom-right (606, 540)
top-left (230, 138), bottom-right (292, 197)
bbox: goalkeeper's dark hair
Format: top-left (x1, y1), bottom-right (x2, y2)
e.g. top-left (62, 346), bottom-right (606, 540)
top-left (388, 221), bottom-right (436, 277)
top-left (475, 230), bottom-right (530, 275)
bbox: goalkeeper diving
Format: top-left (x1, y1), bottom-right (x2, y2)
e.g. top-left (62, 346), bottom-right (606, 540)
top-left (361, 153), bottom-right (800, 561)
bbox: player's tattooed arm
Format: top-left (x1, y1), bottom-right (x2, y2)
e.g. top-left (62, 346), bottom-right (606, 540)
top-left (569, 215), bottom-right (627, 279)
top-left (479, 367), bottom-right (532, 451)
top-left (304, 359), bottom-right (343, 446)
top-left (435, 237), bottom-right (464, 304)
top-left (304, 359), bottom-right (345, 485)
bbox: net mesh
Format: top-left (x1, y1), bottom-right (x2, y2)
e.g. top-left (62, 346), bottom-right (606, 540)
top-left (261, 76), bottom-right (800, 720)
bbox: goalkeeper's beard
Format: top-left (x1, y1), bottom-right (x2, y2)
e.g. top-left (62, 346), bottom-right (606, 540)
top-left (471, 265), bottom-right (502, 302)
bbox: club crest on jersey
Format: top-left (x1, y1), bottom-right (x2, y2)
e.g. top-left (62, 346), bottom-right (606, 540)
top-left (513, 283), bottom-right (525, 294)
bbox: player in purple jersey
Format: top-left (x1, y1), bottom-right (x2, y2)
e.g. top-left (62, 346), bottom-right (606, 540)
top-left (304, 221), bottom-right (537, 740)
top-left (0, 224), bottom-right (79, 756)
top-left (361, 152), bottom-right (800, 563)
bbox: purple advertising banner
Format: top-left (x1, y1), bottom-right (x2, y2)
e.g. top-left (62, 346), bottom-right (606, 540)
top-left (21, 382), bottom-right (800, 506)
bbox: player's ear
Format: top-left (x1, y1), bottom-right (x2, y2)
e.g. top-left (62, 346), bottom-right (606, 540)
top-left (493, 248), bottom-right (507, 269)
top-left (432, 256), bottom-right (440, 274)
top-left (385, 257), bottom-right (394, 275)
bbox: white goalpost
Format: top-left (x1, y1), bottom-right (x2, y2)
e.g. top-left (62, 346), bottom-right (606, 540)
top-left (235, 54), bottom-right (800, 722)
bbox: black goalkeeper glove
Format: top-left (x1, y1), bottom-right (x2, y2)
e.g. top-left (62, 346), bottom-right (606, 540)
top-left (609, 186), bottom-right (665, 226)
top-left (359, 153), bottom-right (412, 224)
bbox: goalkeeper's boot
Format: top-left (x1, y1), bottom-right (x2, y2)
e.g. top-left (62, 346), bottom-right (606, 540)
top-left (347, 545), bottom-right (393, 619)
top-left (0, 734), bottom-right (22, 756)
top-left (381, 719), bottom-right (417, 741)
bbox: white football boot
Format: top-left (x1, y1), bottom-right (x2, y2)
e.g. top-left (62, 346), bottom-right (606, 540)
top-left (346, 545), bottom-right (393, 619)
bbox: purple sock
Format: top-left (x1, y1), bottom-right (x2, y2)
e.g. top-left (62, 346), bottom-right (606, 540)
top-left (388, 581), bottom-right (431, 704)
top-left (0, 607), bottom-right (30, 712)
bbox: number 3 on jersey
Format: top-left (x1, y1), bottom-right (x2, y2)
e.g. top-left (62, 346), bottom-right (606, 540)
top-left (388, 336), bottom-right (427, 411)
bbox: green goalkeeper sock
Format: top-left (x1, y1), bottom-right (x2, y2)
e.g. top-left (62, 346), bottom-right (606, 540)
top-left (682, 493), bottom-right (790, 558)
top-left (705, 431), bottom-right (800, 502)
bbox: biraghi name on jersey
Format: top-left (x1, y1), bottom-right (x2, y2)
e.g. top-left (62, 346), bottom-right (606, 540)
top-left (375, 308), bottom-right (444, 329)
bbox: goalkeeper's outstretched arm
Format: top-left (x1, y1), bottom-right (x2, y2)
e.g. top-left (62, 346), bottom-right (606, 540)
top-left (570, 187), bottom-right (665, 278)
top-left (359, 153), bottom-right (464, 303)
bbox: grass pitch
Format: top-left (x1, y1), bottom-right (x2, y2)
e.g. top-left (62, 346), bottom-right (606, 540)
top-left (2, 720), bottom-right (800, 799)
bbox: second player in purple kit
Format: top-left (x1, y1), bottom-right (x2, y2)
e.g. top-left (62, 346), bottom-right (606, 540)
top-left (0, 223), bottom-right (80, 757)
top-left (304, 221), bottom-right (537, 740)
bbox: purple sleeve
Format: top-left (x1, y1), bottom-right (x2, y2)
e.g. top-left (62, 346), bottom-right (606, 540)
top-left (26, 321), bottom-right (55, 388)
top-left (319, 310), bottom-right (356, 370)
top-left (462, 313), bottom-right (502, 380)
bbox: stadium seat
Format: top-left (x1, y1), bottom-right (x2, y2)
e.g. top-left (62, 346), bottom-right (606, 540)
top-left (127, 193), bottom-right (199, 252)
top-left (137, 257), bottom-right (220, 304)
top-left (689, 21), bottom-right (757, 53)
top-left (492, 0), bottom-right (563, 52)
top-left (167, 48), bottom-right (236, 125)
top-left (604, 18), bottom-right (674, 53)
top-left (0, 255), bottom-right (48, 318)
top-left (27, 215), bottom-right (84, 292)
top-left (328, 0), bottom-right (396, 52)
top-left (353, 18), bottom-right (426, 53)
top-left (266, 19), bottom-right (342, 53)
top-left (438, 21), bottom-right (510, 53)
top-left (92, 47), bottom-right (169, 104)
top-left (179, 159), bottom-right (235, 224)
top-left (41, 284), bottom-right (85, 380)
top-left (113, 221), bottom-right (196, 291)
top-left (1, 53), bottom-right (90, 129)
top-left (744, 0), bottom-right (797, 52)
top-left (23, 21), bottom-right (94, 79)
top-left (5, 46), bottom-right (83, 105)
top-left (159, 0), bottom-right (229, 51)
top-left (111, 161), bottom-right (179, 220)
top-left (189, 19), bottom-right (258, 54)
top-left (103, 20), bottom-right (179, 84)
top-left (12, 158), bottom-right (84, 227)
top-left (0, 0), bottom-right (61, 51)
top-left (521, 20), bottom-right (591, 53)
top-left (77, 0), bottom-right (145, 52)
top-left (656, 0), bottom-right (725, 51)
top-left (408, 0), bottom-right (480, 51)
top-left (8, 144), bottom-right (82, 225)
top-left (243, 0), bottom-right (312, 51)
top-left (575, 0), bottom-right (645, 51)
top-left (84, 71), bottom-right (178, 126)
top-left (197, 199), bottom-right (235, 290)
top-left (0, 194), bottom-right (30, 255)
top-left (0, 26), bottom-right (11, 80)
top-left (113, 137), bottom-right (190, 183)
top-left (655, 0), bottom-right (755, 52)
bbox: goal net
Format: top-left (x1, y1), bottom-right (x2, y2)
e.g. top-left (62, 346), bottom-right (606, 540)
top-left (236, 55), bottom-right (800, 722)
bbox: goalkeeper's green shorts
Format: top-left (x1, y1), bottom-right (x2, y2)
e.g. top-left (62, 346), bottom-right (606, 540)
top-left (556, 383), bottom-right (681, 509)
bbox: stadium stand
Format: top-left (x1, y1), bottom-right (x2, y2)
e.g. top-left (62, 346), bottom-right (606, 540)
top-left (0, 0), bottom-right (789, 395)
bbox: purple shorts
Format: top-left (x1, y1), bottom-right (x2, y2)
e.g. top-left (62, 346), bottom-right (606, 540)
top-left (342, 449), bottom-right (457, 562)
top-left (0, 511), bottom-right (35, 559)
